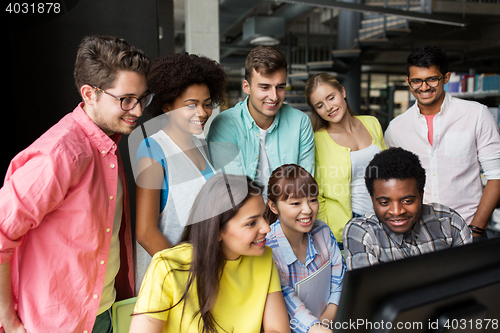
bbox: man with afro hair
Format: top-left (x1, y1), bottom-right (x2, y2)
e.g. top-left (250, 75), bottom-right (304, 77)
top-left (343, 147), bottom-right (472, 270)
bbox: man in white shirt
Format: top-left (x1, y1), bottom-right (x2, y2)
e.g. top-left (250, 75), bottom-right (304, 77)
top-left (384, 45), bottom-right (500, 241)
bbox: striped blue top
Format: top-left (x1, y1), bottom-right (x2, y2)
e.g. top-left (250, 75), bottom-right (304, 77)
top-left (266, 219), bottom-right (346, 333)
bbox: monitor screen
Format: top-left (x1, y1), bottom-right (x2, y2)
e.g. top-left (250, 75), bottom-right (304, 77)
top-left (334, 237), bottom-right (500, 332)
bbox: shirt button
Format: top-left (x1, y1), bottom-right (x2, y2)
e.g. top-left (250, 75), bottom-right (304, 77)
top-left (110, 164), bottom-right (115, 168)
top-left (255, 156), bottom-right (258, 159)
top-left (100, 260), bottom-right (105, 265)
top-left (84, 331), bottom-right (88, 333)
top-left (109, 195), bottom-right (114, 200)
top-left (93, 294), bottom-right (99, 299)
top-left (101, 150), bottom-right (106, 155)
top-left (106, 228), bottom-right (111, 233)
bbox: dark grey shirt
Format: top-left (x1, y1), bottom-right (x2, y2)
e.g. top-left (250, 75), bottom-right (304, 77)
top-left (342, 203), bottom-right (473, 270)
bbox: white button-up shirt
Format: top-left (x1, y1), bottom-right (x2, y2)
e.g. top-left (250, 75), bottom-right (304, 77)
top-left (385, 93), bottom-right (500, 224)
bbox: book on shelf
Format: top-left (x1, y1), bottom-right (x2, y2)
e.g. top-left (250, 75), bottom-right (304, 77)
top-left (445, 72), bottom-right (461, 93)
top-left (445, 72), bottom-right (500, 95)
top-left (477, 73), bottom-right (500, 92)
top-left (462, 75), bottom-right (475, 94)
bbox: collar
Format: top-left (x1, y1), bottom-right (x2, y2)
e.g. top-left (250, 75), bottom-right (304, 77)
top-left (415, 92), bottom-right (451, 118)
top-left (376, 214), bottom-right (423, 246)
top-left (304, 231), bottom-right (320, 266)
top-left (418, 204), bottom-right (434, 226)
top-left (440, 91), bottom-right (451, 114)
top-left (274, 219), bottom-right (319, 267)
top-left (241, 96), bottom-right (281, 132)
top-left (73, 102), bottom-right (121, 156)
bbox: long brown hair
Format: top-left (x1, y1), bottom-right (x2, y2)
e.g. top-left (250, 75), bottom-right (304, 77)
top-left (304, 72), bottom-right (354, 132)
top-left (137, 174), bottom-right (263, 332)
top-left (265, 164), bottom-right (319, 224)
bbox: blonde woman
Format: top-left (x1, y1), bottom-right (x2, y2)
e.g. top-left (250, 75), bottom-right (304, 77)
top-left (305, 73), bottom-right (386, 247)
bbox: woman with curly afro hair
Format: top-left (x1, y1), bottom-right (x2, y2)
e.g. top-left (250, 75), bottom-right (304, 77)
top-left (134, 52), bottom-right (227, 289)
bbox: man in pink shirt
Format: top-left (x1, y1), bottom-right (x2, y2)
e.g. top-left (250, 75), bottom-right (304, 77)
top-left (0, 35), bottom-right (152, 333)
top-left (385, 45), bottom-right (500, 241)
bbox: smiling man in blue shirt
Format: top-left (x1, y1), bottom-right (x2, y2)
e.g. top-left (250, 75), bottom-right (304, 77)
top-left (207, 46), bottom-right (315, 196)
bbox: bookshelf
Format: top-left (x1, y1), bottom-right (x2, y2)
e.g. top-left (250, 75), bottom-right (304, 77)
top-left (445, 72), bottom-right (500, 98)
top-left (449, 91), bottom-right (500, 99)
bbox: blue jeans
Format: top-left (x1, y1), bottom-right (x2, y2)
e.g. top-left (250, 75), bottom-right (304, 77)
top-left (92, 309), bottom-right (112, 333)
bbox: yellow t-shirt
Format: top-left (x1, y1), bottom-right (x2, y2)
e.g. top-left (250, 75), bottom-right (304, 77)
top-left (134, 243), bottom-right (281, 332)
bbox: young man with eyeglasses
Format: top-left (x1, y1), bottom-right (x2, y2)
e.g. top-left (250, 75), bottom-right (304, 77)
top-left (384, 45), bottom-right (500, 242)
top-left (0, 35), bottom-right (152, 333)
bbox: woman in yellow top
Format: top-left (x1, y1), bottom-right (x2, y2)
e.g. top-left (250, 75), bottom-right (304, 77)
top-left (305, 73), bottom-right (386, 247)
top-left (129, 174), bottom-right (290, 333)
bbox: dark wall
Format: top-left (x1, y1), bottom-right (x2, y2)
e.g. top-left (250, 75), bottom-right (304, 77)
top-left (3, 0), bottom-right (173, 229)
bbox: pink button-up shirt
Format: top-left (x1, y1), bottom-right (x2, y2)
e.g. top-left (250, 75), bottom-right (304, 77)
top-left (0, 104), bottom-right (134, 333)
top-left (385, 93), bottom-right (500, 224)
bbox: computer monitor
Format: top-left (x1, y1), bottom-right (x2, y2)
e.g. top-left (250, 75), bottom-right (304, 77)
top-left (334, 237), bottom-right (500, 332)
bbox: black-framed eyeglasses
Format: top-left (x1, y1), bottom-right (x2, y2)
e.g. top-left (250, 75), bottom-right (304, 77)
top-left (408, 76), bottom-right (445, 90)
top-left (91, 85), bottom-right (154, 111)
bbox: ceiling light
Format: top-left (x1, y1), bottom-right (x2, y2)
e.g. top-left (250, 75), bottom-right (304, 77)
top-left (250, 36), bottom-right (280, 46)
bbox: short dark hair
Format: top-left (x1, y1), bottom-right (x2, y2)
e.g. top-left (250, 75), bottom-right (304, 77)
top-left (365, 148), bottom-right (426, 196)
top-left (244, 46), bottom-right (287, 83)
top-left (147, 52), bottom-right (227, 117)
top-left (74, 35), bottom-right (150, 94)
top-left (406, 45), bottom-right (449, 76)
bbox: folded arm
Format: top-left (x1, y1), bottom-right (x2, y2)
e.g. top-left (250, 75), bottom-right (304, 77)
top-left (135, 157), bottom-right (172, 256)
top-left (0, 262), bottom-right (26, 333)
top-left (343, 223), bottom-right (379, 270)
